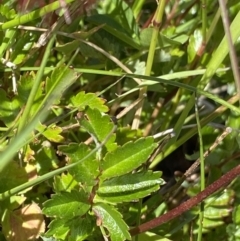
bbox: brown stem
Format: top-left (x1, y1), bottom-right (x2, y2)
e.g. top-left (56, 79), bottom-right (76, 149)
top-left (130, 164), bottom-right (240, 236)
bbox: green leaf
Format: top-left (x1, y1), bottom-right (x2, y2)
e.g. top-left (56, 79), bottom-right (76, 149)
top-left (33, 142), bottom-right (59, 175)
top-left (79, 41), bottom-right (105, 59)
top-left (53, 173), bottom-right (78, 193)
top-left (187, 29), bottom-right (203, 63)
top-left (54, 40), bottom-right (81, 54)
top-left (99, 171), bottom-right (163, 193)
top-left (72, 24), bottom-right (105, 39)
top-left (0, 5), bottom-right (16, 19)
top-left (0, 162), bottom-right (28, 193)
top-left (87, 14), bottom-right (140, 49)
top-left (115, 127), bottom-right (142, 145)
top-left (101, 137), bottom-right (157, 180)
top-left (45, 65), bottom-right (77, 95)
top-left (95, 171), bottom-right (164, 202)
top-left (201, 217), bottom-right (224, 229)
top-left (58, 143), bottom-right (99, 186)
top-left (92, 203), bottom-right (131, 241)
top-left (38, 65), bottom-right (79, 113)
top-left (70, 91), bottom-right (109, 112)
top-left (138, 232), bottom-right (171, 241)
top-left (205, 189), bottom-right (235, 207)
top-left (44, 218), bottom-right (70, 240)
top-left (0, 89), bottom-right (20, 127)
top-left (233, 205), bottom-right (240, 225)
top-left (102, 0), bottom-right (140, 37)
top-left (36, 123), bottom-right (64, 143)
top-left (95, 185), bottom-right (161, 203)
top-left (43, 190), bottom-right (90, 219)
top-left (55, 25), bottom-right (105, 55)
top-left (140, 28), bottom-right (188, 48)
top-left (203, 206), bottom-right (231, 219)
top-left (17, 72), bottom-right (43, 107)
top-left (10, 32), bottom-right (35, 65)
top-left (16, 72), bottom-right (45, 118)
top-left (226, 224), bottom-right (240, 240)
top-left (68, 216), bottom-right (94, 241)
top-left (80, 108), bottom-right (117, 151)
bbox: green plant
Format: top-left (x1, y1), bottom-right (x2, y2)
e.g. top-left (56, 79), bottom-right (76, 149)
top-left (0, 0), bottom-right (240, 241)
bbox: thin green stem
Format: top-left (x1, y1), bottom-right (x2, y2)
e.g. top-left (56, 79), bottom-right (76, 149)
top-left (206, 6), bottom-right (221, 43)
top-left (132, 0), bottom-right (167, 129)
top-left (145, 0), bottom-right (166, 76)
top-left (218, 0), bottom-right (240, 103)
top-left (132, 0), bottom-right (146, 19)
top-left (160, 89), bottom-right (182, 131)
top-left (201, 0), bottom-right (207, 43)
top-left (17, 36), bottom-right (56, 134)
top-left (195, 94), bottom-right (205, 241)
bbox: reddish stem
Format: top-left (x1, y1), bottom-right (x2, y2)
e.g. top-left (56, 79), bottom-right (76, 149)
top-left (130, 164), bottom-right (240, 236)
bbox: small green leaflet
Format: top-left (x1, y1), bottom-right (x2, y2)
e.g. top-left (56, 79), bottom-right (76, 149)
top-left (101, 137), bottom-right (157, 180)
top-left (0, 4), bottom-right (16, 19)
top-left (204, 189), bottom-right (235, 207)
top-left (43, 190), bottom-right (90, 219)
top-left (233, 205), bottom-right (240, 225)
top-left (53, 173), bottom-right (78, 193)
top-left (95, 171), bottom-right (164, 203)
top-left (0, 89), bottom-right (20, 127)
top-left (0, 162), bottom-right (28, 193)
top-left (35, 65), bottom-right (79, 114)
top-left (198, 217), bottom-right (224, 230)
top-left (95, 185), bottom-right (161, 203)
top-left (36, 123), bottom-right (64, 143)
top-left (203, 206), bottom-right (231, 219)
top-left (68, 217), bottom-right (94, 241)
top-left (70, 91), bottom-right (108, 112)
top-left (44, 219), bottom-right (69, 240)
top-left (80, 108), bottom-right (117, 151)
top-left (44, 215), bottom-right (94, 241)
top-left (92, 203), bottom-right (131, 241)
top-left (58, 143), bottom-right (99, 186)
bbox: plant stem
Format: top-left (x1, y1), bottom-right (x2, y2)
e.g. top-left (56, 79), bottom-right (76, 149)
top-left (132, 0), bottom-right (146, 19)
top-left (130, 164), bottom-right (240, 236)
top-left (18, 36), bottom-right (56, 134)
top-left (218, 0), bottom-right (240, 103)
top-left (195, 94), bottom-right (205, 241)
top-left (132, 0), bottom-right (166, 129)
top-left (201, 0), bottom-right (207, 43)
